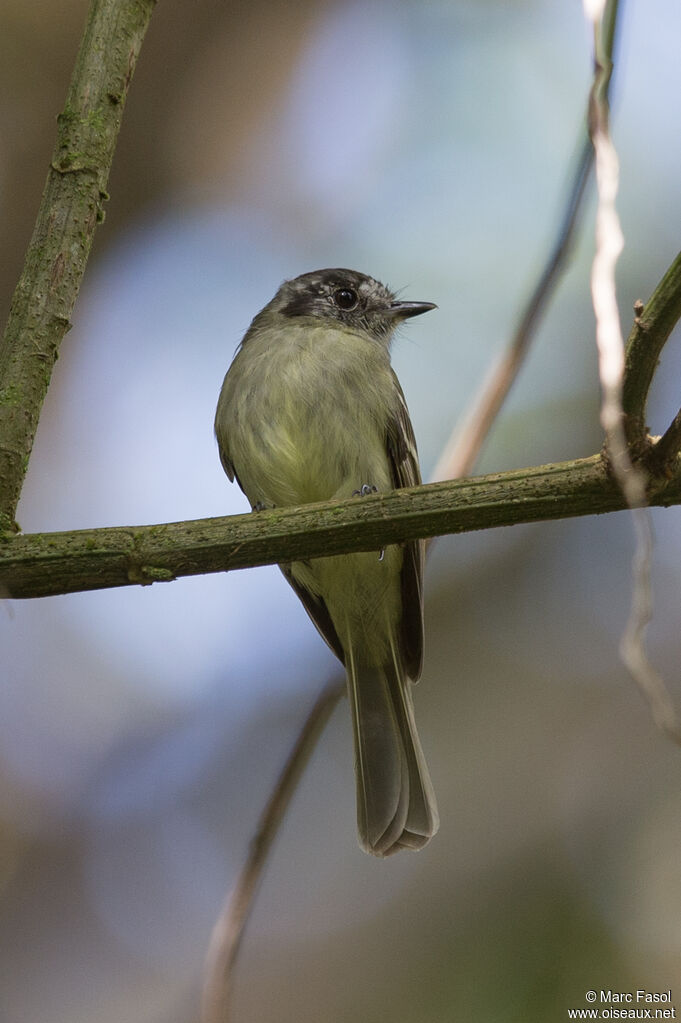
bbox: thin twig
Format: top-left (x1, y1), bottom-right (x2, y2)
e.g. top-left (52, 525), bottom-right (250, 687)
top-left (430, 138), bottom-right (593, 483)
top-left (585, 0), bottom-right (681, 743)
top-left (201, 678), bottom-right (344, 1023)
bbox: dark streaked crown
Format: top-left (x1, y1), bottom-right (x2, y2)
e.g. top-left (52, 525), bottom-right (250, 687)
top-left (262, 268), bottom-right (435, 344)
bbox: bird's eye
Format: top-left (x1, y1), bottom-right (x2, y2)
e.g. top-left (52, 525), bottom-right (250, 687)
top-left (334, 287), bottom-right (359, 311)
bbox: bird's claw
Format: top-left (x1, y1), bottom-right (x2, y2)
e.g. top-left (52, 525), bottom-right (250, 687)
top-left (351, 484), bottom-right (384, 560)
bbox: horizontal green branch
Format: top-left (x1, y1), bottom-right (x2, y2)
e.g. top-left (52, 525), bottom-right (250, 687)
top-left (2, 452), bottom-right (681, 600)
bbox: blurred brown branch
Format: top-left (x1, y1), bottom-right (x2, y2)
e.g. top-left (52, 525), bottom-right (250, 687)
top-left (202, 678), bottom-right (344, 1023)
top-left (431, 138), bottom-right (594, 484)
top-left (0, 0), bottom-right (157, 534)
top-left (431, 1), bottom-right (620, 485)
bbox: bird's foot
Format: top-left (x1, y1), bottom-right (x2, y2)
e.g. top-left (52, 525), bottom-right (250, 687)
top-left (351, 484), bottom-right (384, 560)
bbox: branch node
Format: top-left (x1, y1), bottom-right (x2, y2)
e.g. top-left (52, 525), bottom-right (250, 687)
top-left (49, 159), bottom-right (99, 176)
top-left (127, 564), bottom-right (176, 585)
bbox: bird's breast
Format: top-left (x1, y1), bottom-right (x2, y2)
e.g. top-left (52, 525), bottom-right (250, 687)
top-left (223, 322), bottom-right (395, 508)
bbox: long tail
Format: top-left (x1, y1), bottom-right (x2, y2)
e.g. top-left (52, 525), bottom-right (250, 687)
top-left (346, 646), bottom-right (439, 857)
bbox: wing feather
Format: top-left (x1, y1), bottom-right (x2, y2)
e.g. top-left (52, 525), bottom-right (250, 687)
top-left (385, 375), bottom-right (425, 681)
top-left (280, 562), bottom-right (346, 665)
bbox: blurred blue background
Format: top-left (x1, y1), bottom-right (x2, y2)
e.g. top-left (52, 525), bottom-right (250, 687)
top-left (1, 0), bottom-right (681, 1020)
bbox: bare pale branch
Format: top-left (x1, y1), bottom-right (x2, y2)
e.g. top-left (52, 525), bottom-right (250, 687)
top-left (585, 0), bottom-right (681, 742)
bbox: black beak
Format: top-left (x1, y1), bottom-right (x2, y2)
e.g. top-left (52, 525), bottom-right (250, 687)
top-left (388, 300), bottom-right (437, 320)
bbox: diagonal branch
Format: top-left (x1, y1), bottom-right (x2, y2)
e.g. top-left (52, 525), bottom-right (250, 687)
top-left (196, 4), bottom-right (672, 1014)
top-left (431, 137), bottom-right (594, 484)
top-left (0, 0), bottom-right (157, 533)
top-left (431, 0), bottom-right (621, 486)
top-left (201, 678), bottom-right (344, 1023)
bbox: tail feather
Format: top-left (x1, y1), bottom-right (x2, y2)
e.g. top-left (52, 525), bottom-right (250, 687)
top-left (347, 647), bottom-right (439, 857)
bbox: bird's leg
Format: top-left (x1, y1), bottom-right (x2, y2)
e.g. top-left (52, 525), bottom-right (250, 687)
top-left (351, 484), bottom-right (384, 560)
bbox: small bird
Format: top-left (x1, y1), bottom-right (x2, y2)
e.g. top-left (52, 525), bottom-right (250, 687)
top-left (215, 268), bottom-right (438, 856)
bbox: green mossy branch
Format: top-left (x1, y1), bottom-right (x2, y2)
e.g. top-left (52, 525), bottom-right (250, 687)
top-left (2, 453), bottom-right (681, 600)
top-left (0, 0), bottom-right (157, 531)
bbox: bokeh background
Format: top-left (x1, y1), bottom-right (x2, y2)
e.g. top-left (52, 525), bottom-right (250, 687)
top-left (2, 1), bottom-right (681, 1020)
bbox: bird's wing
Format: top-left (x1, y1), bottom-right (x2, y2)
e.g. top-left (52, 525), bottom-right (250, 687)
top-left (386, 375), bottom-right (425, 681)
top-left (218, 444), bottom-right (236, 483)
top-left (280, 562), bottom-right (346, 664)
